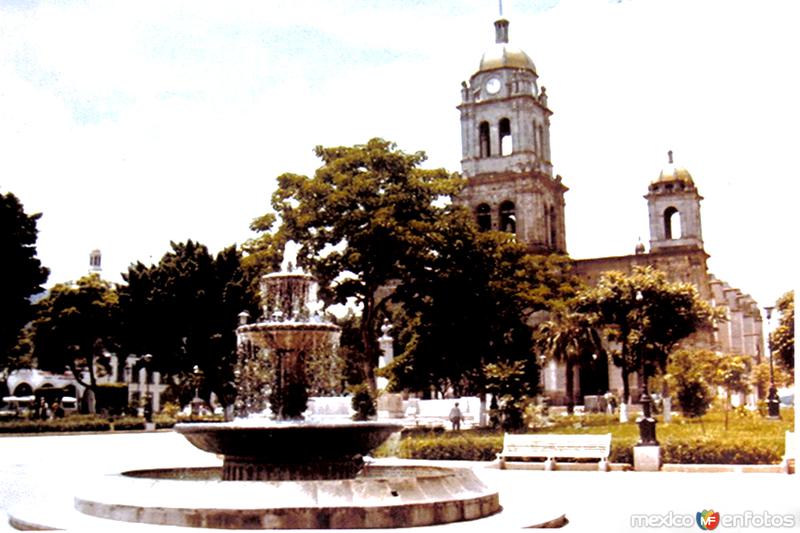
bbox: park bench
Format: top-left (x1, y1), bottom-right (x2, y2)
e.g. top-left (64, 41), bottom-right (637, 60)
top-left (404, 399), bottom-right (477, 429)
top-left (497, 433), bottom-right (611, 471)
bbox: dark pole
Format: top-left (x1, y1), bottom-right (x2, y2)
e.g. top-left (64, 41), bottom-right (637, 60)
top-left (764, 306), bottom-right (781, 419)
top-left (635, 291), bottom-right (658, 446)
top-left (142, 354), bottom-right (153, 423)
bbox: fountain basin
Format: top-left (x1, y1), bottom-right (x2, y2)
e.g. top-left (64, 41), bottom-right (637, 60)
top-left (175, 421), bottom-right (403, 480)
top-left (72, 464), bottom-right (501, 529)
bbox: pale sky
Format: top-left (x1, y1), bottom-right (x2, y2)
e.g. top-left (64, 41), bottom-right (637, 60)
top-left (1, 0), bottom-right (797, 312)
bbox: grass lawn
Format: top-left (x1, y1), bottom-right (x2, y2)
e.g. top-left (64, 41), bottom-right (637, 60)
top-left (389, 408), bottom-right (795, 464)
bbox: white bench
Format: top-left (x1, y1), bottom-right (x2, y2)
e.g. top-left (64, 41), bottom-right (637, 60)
top-left (497, 433), bottom-right (611, 471)
top-left (404, 399), bottom-right (477, 429)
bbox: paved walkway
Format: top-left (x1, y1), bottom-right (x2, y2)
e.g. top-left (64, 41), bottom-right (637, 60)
top-left (0, 431), bottom-right (797, 532)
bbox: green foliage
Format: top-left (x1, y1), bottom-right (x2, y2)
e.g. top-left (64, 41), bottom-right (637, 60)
top-left (110, 417), bottom-right (146, 431)
top-left (388, 210), bottom-right (579, 397)
top-left (752, 362), bottom-right (792, 396)
top-left (667, 348), bottom-right (718, 417)
top-left (258, 139), bottom-right (463, 390)
top-left (676, 381), bottom-right (715, 418)
top-left (535, 305), bottom-right (604, 413)
top-left (119, 241), bottom-right (258, 407)
top-left (0, 192), bottom-right (50, 366)
top-left (94, 383), bottom-right (129, 415)
top-left (349, 382), bottom-right (376, 421)
top-left (576, 266), bottom-right (716, 402)
top-left (770, 291), bottom-right (794, 372)
top-left (714, 354), bottom-right (751, 394)
top-left (483, 360), bottom-right (532, 431)
top-left (32, 274), bottom-right (119, 396)
top-left (386, 408), bottom-right (791, 464)
top-left (393, 432), bottom-right (502, 461)
top-left (661, 437), bottom-right (782, 465)
top-left (0, 415), bottom-right (111, 434)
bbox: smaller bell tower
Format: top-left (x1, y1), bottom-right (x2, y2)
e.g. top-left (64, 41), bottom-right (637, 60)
top-left (645, 151), bottom-right (704, 252)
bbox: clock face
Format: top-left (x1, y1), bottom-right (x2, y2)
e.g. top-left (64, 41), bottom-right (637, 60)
top-left (485, 77), bottom-right (501, 95)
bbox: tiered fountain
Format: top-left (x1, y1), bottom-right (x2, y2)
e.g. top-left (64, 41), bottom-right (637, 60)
top-left (11, 248), bottom-right (500, 530)
top-left (176, 254), bottom-right (402, 483)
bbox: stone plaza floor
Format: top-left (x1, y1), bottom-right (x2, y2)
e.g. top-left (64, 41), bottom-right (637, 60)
top-left (0, 430), bottom-right (797, 532)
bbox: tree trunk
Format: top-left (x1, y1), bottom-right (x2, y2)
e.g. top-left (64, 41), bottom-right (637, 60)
top-left (359, 297), bottom-right (379, 395)
top-left (621, 367), bottom-right (630, 404)
top-left (565, 359), bottom-right (574, 415)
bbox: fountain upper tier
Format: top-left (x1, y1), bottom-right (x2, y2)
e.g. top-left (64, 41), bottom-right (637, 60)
top-left (259, 269), bottom-right (325, 324)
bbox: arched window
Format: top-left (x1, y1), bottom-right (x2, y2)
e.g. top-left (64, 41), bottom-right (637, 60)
top-left (499, 118), bottom-right (512, 156)
top-left (500, 201), bottom-right (516, 233)
top-left (479, 122), bottom-right (491, 158)
top-left (549, 205), bottom-right (558, 247)
top-left (664, 207), bottom-right (681, 239)
top-left (476, 204), bottom-right (492, 231)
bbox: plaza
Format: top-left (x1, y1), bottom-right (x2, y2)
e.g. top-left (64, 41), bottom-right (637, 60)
top-left (1, 430), bottom-right (797, 532)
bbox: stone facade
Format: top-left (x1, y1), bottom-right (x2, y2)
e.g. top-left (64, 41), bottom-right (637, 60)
top-left (456, 19), bottom-right (567, 254)
top-left (457, 19), bottom-right (764, 405)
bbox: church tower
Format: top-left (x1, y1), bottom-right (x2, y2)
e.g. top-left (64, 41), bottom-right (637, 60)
top-left (457, 18), bottom-right (567, 254)
top-left (645, 151), bottom-right (704, 252)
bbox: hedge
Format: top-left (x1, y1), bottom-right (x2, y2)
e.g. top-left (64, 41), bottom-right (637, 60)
top-left (0, 416), bottom-right (111, 434)
top-left (386, 431), bottom-right (785, 465)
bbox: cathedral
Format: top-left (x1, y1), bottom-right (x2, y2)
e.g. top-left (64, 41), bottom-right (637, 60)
top-left (456, 18), bottom-right (764, 404)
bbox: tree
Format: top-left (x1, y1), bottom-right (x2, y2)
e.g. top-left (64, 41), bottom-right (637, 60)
top-left (0, 192), bottom-right (50, 366)
top-left (535, 305), bottom-right (605, 414)
top-left (770, 290), bottom-right (794, 373)
top-left (713, 354), bottom-right (751, 430)
top-left (385, 205), bottom-right (579, 400)
top-left (32, 274), bottom-right (118, 411)
top-left (260, 138), bottom-right (463, 392)
top-left (118, 241), bottom-right (258, 407)
top-left (752, 361), bottom-right (792, 399)
top-left (665, 348), bottom-right (717, 418)
top-left (575, 266), bottom-right (716, 403)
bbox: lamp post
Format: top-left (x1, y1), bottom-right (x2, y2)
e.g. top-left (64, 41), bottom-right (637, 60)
top-left (635, 290), bottom-right (658, 446)
top-left (764, 306), bottom-right (781, 419)
top-left (141, 354), bottom-right (153, 423)
top-left (191, 365), bottom-right (204, 416)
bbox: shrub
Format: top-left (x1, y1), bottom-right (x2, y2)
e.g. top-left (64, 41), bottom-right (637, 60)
top-left (111, 417), bottom-right (146, 431)
top-left (349, 383), bottom-right (376, 421)
top-left (0, 416), bottom-right (111, 434)
top-left (94, 383), bottom-right (129, 415)
top-left (394, 433), bottom-right (502, 461)
top-left (661, 437), bottom-right (783, 464)
top-left (154, 414), bottom-right (177, 429)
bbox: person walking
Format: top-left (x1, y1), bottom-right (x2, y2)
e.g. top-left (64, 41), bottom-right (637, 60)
top-left (449, 402), bottom-right (463, 431)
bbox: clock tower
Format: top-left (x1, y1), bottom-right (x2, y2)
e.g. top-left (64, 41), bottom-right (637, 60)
top-left (457, 18), bottom-right (567, 254)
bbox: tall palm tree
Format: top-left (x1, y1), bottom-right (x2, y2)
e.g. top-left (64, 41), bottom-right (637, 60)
top-left (535, 307), bottom-right (605, 414)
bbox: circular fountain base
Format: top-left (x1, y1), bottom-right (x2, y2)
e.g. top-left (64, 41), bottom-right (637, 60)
top-left (223, 456), bottom-right (364, 481)
top-left (71, 464), bottom-right (500, 529)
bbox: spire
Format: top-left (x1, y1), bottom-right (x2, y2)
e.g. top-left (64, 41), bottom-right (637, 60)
top-left (495, 18), bottom-right (509, 43)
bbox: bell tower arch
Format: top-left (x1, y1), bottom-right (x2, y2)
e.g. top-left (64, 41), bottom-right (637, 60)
top-left (456, 18), bottom-right (567, 254)
top-left (645, 151), bottom-right (705, 252)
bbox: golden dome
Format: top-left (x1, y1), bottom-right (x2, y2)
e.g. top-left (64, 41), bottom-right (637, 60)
top-left (655, 165), bottom-right (694, 184)
top-left (478, 19), bottom-right (537, 73)
top-left (652, 151), bottom-right (694, 185)
top-left (479, 43), bottom-right (537, 73)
